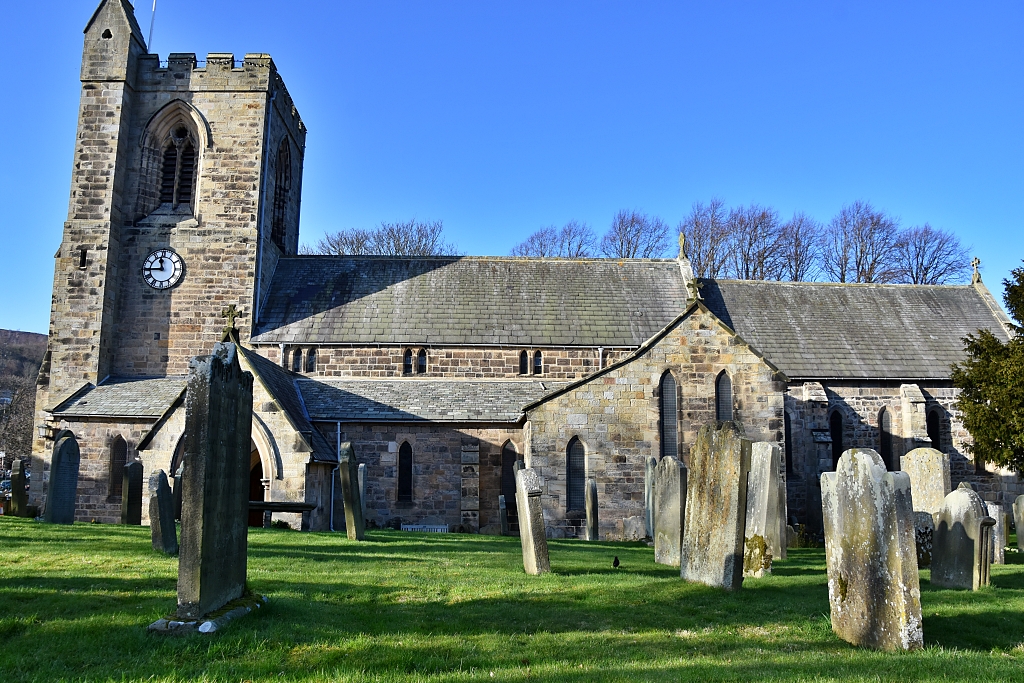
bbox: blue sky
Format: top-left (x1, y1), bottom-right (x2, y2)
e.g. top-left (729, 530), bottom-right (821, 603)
top-left (1, 1), bottom-right (1021, 334)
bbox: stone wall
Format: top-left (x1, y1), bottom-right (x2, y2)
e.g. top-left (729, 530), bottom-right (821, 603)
top-left (525, 305), bottom-right (786, 540)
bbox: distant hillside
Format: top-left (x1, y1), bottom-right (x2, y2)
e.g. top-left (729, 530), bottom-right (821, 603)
top-left (0, 329), bottom-right (47, 459)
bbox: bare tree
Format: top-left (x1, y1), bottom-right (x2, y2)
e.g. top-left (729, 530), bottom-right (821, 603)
top-left (678, 198), bottom-right (731, 278)
top-left (510, 220), bottom-right (597, 258)
top-left (599, 210), bottom-right (670, 259)
top-left (893, 224), bottom-right (972, 284)
top-left (0, 377), bottom-right (35, 458)
top-left (726, 204), bottom-right (784, 280)
top-left (778, 212), bottom-right (822, 281)
top-left (303, 220), bottom-right (459, 256)
top-left (821, 201), bottom-right (901, 283)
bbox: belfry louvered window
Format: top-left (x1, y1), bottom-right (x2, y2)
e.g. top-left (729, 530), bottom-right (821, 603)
top-left (519, 351), bottom-right (529, 375)
top-left (398, 442), bottom-right (413, 503)
top-left (715, 371), bottom-right (733, 421)
top-left (403, 349), bottom-right (413, 375)
top-left (109, 435), bottom-right (127, 498)
top-left (878, 407), bottom-right (893, 470)
top-left (159, 126), bottom-right (196, 209)
top-left (566, 437), bottom-right (585, 512)
top-left (659, 372), bottom-right (678, 459)
top-left (830, 411), bottom-right (844, 469)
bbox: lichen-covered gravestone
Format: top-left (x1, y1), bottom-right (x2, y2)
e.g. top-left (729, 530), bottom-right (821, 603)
top-left (149, 469), bottom-right (178, 555)
top-left (176, 343), bottom-right (254, 620)
top-left (339, 442), bottom-right (365, 541)
top-left (987, 502), bottom-right (1006, 565)
top-left (744, 442), bottom-right (781, 578)
top-left (514, 467), bottom-right (550, 575)
top-left (9, 459), bottom-right (28, 517)
top-left (585, 478), bottom-right (599, 541)
top-left (900, 448), bottom-right (950, 514)
top-left (44, 434), bottom-right (81, 524)
top-left (932, 482), bottom-right (994, 590)
top-left (121, 460), bottom-right (144, 525)
top-left (644, 456), bottom-right (657, 539)
top-left (681, 422), bottom-right (749, 589)
top-left (653, 456), bottom-right (686, 566)
top-left (821, 448), bottom-right (922, 651)
top-left (1015, 495), bottom-right (1024, 552)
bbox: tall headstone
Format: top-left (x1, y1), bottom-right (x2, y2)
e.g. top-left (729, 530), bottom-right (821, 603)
top-left (339, 442), bottom-right (365, 540)
top-left (653, 456), bottom-right (686, 566)
top-left (987, 502), bottom-right (1006, 565)
top-left (358, 462), bottom-right (367, 521)
top-left (681, 422), bottom-right (750, 589)
top-left (900, 448), bottom-right (950, 514)
top-left (9, 459), bottom-right (28, 517)
top-left (514, 467), bottom-right (550, 575)
top-left (644, 456), bottom-right (657, 539)
top-left (932, 483), bottom-right (994, 590)
top-left (585, 478), bottom-right (599, 541)
top-left (744, 442), bottom-right (782, 578)
top-left (1015, 495), bottom-right (1024, 552)
top-left (43, 434), bottom-right (81, 524)
top-left (821, 448), bottom-right (922, 651)
top-left (498, 495), bottom-right (509, 536)
top-left (120, 460), bottom-right (144, 525)
top-left (149, 469), bottom-right (178, 555)
top-left (176, 343), bottom-right (254, 620)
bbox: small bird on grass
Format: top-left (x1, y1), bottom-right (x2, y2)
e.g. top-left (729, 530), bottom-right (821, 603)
top-left (613, 556), bottom-right (620, 569)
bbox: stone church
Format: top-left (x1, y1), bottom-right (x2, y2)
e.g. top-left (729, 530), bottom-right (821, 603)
top-left (31, 0), bottom-right (1019, 536)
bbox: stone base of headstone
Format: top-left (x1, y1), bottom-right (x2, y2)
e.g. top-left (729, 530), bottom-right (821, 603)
top-left (149, 594), bottom-right (269, 634)
top-left (622, 515), bottom-right (645, 542)
top-left (913, 511), bottom-right (934, 568)
top-left (515, 467), bottom-right (550, 574)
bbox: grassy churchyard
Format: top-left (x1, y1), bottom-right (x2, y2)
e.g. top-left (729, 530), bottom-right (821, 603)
top-left (1, 518), bottom-right (1023, 682)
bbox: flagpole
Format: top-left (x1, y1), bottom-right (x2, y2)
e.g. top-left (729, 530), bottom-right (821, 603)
top-left (147, 0), bottom-right (157, 52)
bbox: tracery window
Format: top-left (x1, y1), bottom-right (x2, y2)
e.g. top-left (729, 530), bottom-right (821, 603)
top-left (159, 126), bottom-right (197, 209)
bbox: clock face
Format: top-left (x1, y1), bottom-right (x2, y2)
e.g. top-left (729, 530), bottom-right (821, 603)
top-left (143, 249), bottom-right (184, 290)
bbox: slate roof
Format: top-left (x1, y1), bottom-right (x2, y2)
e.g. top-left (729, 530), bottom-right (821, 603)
top-left (296, 378), bottom-right (567, 423)
top-left (252, 256), bottom-right (689, 347)
top-left (51, 377), bottom-right (186, 418)
top-left (702, 280), bottom-right (1011, 380)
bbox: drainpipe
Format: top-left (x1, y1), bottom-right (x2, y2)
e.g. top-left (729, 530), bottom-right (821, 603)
top-left (330, 421), bottom-right (341, 532)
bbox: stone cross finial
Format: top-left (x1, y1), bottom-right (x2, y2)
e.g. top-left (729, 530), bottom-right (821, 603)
top-left (678, 233), bottom-right (687, 259)
top-left (687, 278), bottom-right (704, 302)
top-left (220, 304), bottom-right (242, 342)
top-left (971, 257), bottom-right (982, 284)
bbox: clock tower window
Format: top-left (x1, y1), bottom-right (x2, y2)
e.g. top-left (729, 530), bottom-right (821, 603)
top-left (159, 126), bottom-right (197, 210)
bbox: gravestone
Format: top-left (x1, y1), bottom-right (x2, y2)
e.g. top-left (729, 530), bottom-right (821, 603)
top-left (681, 422), bottom-right (750, 589)
top-left (149, 469), bottom-right (178, 554)
top-left (744, 442), bottom-right (781, 578)
top-left (821, 448), bottom-right (922, 651)
top-left (339, 442), bottom-right (365, 540)
top-left (121, 460), bottom-right (144, 525)
top-left (987, 502), bottom-right (1006, 565)
top-left (622, 516), bottom-right (645, 541)
top-left (358, 463), bottom-right (367, 521)
top-left (9, 459), bottom-right (28, 517)
top-left (900, 448), bottom-right (950, 515)
top-left (43, 434), bottom-right (81, 524)
top-left (653, 456), bottom-right (686, 566)
top-left (913, 511), bottom-right (934, 568)
top-left (176, 342), bottom-right (254, 620)
top-left (1015, 495), bottom-right (1024, 551)
top-left (932, 482), bottom-right (995, 590)
top-left (498, 495), bottom-right (509, 536)
top-left (644, 456), bottom-right (657, 538)
top-left (585, 478), bottom-right (599, 541)
top-left (514, 467), bottom-right (550, 575)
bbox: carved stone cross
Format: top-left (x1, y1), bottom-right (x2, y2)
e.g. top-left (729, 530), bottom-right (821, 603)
top-left (687, 278), bottom-right (704, 301)
top-left (971, 257), bottom-right (981, 284)
top-left (220, 304), bottom-right (242, 342)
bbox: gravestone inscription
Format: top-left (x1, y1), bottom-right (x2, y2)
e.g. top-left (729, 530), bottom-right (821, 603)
top-left (44, 434), bottom-right (81, 524)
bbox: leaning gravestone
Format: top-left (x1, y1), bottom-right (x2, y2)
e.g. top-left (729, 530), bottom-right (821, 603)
top-left (44, 434), bottom-right (81, 524)
top-left (339, 442), bottom-right (365, 541)
top-left (653, 456), bottom-right (686, 566)
top-left (177, 343), bottom-right (253, 620)
top-left (514, 467), bottom-right (550, 575)
top-left (900, 448), bottom-right (950, 515)
top-left (585, 478), bottom-right (599, 541)
top-left (644, 456), bottom-right (657, 539)
top-left (681, 422), bottom-right (749, 589)
top-left (149, 469), bottom-right (178, 554)
top-left (9, 459), bottom-right (28, 517)
top-left (821, 448), bottom-right (922, 651)
top-left (932, 483), bottom-right (995, 590)
top-left (121, 460), bottom-right (144, 525)
top-left (987, 502), bottom-right (1006, 565)
top-left (498, 495), bottom-right (509, 536)
top-left (1015, 495), bottom-right (1024, 552)
top-left (744, 442), bottom-right (782, 578)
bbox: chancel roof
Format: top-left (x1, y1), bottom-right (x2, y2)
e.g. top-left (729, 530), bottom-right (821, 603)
top-left (702, 280), bottom-right (1012, 380)
top-left (252, 256), bottom-right (690, 347)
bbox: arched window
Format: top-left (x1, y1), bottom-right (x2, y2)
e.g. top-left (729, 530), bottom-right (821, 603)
top-left (270, 139), bottom-right (292, 251)
top-left (659, 371), bottom-right (678, 459)
top-left (109, 435), bottom-right (127, 498)
top-left (829, 410), bottom-right (844, 469)
top-left (159, 125), bottom-right (197, 210)
top-left (927, 408), bottom-right (941, 451)
top-left (417, 349), bottom-right (427, 374)
top-left (566, 437), bottom-right (586, 512)
top-left (397, 442), bottom-right (413, 503)
top-left (533, 350), bottom-right (543, 376)
top-left (500, 441), bottom-right (521, 526)
top-left (402, 349), bottom-right (413, 375)
top-left (878, 407), bottom-right (893, 470)
top-left (715, 371), bottom-right (733, 422)
top-left (784, 411), bottom-right (793, 476)
top-left (304, 348), bottom-right (316, 373)
top-left (519, 351), bottom-right (529, 375)
top-left (291, 347), bottom-right (302, 372)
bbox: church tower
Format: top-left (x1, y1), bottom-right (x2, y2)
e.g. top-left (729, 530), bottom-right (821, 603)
top-left (31, 0), bottom-right (305, 509)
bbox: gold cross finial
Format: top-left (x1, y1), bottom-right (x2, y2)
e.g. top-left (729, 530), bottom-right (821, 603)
top-left (971, 257), bottom-right (981, 284)
top-left (220, 304), bottom-right (242, 342)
